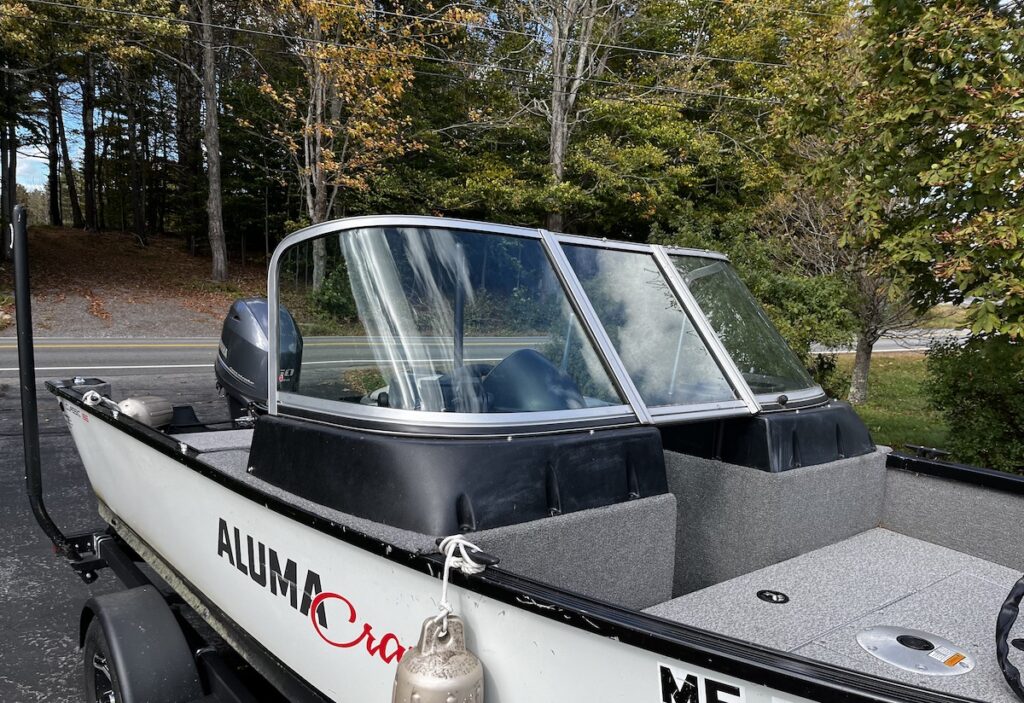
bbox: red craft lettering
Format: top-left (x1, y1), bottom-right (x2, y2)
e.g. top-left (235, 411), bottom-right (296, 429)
top-left (310, 591), bottom-right (406, 664)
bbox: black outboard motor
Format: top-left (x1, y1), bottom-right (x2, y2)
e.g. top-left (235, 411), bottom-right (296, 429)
top-left (215, 298), bottom-right (303, 421)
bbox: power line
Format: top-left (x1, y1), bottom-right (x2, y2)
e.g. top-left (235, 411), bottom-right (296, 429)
top-left (37, 13), bottom-right (774, 119)
top-left (315, 0), bottom-right (790, 68)
top-left (22, 0), bottom-right (780, 105)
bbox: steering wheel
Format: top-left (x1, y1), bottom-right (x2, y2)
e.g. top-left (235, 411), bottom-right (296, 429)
top-left (998, 574), bottom-right (1024, 700)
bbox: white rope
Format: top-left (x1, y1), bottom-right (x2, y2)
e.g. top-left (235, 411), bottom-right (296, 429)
top-left (434, 535), bottom-right (486, 636)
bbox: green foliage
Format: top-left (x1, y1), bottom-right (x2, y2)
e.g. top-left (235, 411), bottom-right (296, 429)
top-left (845, 1), bottom-right (1024, 337)
top-left (809, 354), bottom-right (851, 400)
top-left (926, 337), bottom-right (1024, 473)
top-left (653, 207), bottom-right (856, 362)
top-left (309, 264), bottom-right (357, 323)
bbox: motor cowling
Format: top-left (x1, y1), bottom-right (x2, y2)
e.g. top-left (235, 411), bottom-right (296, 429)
top-left (215, 298), bottom-right (302, 420)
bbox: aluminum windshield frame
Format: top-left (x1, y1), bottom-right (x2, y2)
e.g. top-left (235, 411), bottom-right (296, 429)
top-left (266, 216), bottom-right (822, 434)
top-left (660, 249), bottom-right (828, 408)
top-left (267, 216), bottom-right (640, 432)
top-left (552, 234), bottom-right (759, 420)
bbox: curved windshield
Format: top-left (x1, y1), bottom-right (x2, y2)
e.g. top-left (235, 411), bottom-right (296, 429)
top-left (278, 226), bottom-right (623, 414)
top-left (562, 245), bottom-right (738, 408)
top-left (671, 255), bottom-right (816, 395)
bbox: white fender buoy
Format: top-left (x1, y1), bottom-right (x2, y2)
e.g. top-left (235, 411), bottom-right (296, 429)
top-left (392, 615), bottom-right (483, 703)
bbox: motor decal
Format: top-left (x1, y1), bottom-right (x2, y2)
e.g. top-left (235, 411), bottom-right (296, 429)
top-left (659, 663), bottom-right (744, 703)
top-left (216, 518), bottom-right (406, 664)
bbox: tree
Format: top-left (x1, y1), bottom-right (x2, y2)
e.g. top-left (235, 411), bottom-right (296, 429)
top-left (757, 175), bottom-right (925, 403)
top-left (260, 0), bottom-right (421, 288)
top-left (198, 0), bottom-right (227, 281)
top-left (752, 3), bottom-right (934, 404)
top-left (81, 52), bottom-right (98, 231)
top-left (845, 0), bottom-right (1024, 337)
top-left (56, 81), bottom-right (84, 228)
top-left (524, 0), bottom-right (626, 231)
top-left (0, 0), bottom-right (35, 231)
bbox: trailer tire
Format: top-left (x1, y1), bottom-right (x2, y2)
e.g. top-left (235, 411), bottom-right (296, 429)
top-left (83, 620), bottom-right (125, 703)
top-left (80, 585), bottom-right (203, 703)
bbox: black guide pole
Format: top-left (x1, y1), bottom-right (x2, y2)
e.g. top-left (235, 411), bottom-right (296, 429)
top-left (14, 204), bottom-right (81, 561)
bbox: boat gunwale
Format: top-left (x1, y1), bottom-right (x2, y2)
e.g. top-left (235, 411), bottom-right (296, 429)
top-left (51, 382), bottom-right (997, 703)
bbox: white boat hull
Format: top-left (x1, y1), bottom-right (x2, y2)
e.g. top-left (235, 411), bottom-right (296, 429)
top-left (63, 401), bottom-right (819, 703)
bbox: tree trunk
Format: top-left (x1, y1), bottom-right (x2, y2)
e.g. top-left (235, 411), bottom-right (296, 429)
top-left (201, 0), bottom-right (227, 282)
top-left (0, 109), bottom-right (8, 229)
top-left (46, 75), bottom-right (62, 226)
top-left (97, 107), bottom-right (108, 230)
top-left (312, 238), bottom-right (327, 290)
top-left (848, 332), bottom-right (876, 405)
top-left (175, 56), bottom-right (203, 254)
top-left (82, 54), bottom-right (98, 231)
top-left (546, 36), bottom-right (567, 233)
top-left (56, 90), bottom-right (85, 229)
top-left (5, 122), bottom-right (14, 230)
top-left (125, 95), bottom-right (146, 244)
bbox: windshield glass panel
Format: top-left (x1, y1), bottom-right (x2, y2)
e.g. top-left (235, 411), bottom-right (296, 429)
top-left (671, 256), bottom-right (816, 394)
top-left (561, 244), bottom-right (737, 408)
top-left (278, 226), bottom-right (623, 414)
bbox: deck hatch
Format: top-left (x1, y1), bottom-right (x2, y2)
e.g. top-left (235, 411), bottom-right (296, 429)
top-left (856, 626), bottom-right (976, 676)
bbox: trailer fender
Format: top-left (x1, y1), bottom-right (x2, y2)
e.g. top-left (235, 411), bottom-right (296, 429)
top-left (80, 585), bottom-right (203, 703)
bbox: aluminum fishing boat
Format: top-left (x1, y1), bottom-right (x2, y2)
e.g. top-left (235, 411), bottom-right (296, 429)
top-left (14, 210), bottom-right (1024, 702)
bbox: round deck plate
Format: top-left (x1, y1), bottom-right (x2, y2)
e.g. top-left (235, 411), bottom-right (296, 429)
top-left (856, 626), bottom-right (975, 676)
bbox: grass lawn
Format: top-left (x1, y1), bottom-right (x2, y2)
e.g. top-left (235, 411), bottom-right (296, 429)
top-left (836, 352), bottom-right (949, 452)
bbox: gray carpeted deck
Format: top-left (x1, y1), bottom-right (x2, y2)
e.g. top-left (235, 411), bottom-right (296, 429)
top-left (172, 429), bottom-right (254, 452)
top-left (646, 528), bottom-right (1024, 703)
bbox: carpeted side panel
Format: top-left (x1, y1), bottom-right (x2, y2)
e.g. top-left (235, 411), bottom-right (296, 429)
top-left (195, 442), bottom-right (676, 610)
top-left (197, 445), bottom-right (439, 554)
top-left (882, 468), bottom-right (1024, 571)
top-left (471, 494), bottom-right (677, 611)
top-left (664, 448), bottom-right (888, 596)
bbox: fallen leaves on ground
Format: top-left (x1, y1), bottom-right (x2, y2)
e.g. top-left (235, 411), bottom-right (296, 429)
top-left (0, 226), bottom-right (266, 321)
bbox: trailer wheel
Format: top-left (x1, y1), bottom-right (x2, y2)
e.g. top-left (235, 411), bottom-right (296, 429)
top-left (83, 620), bottom-right (123, 703)
top-left (79, 586), bottom-right (203, 703)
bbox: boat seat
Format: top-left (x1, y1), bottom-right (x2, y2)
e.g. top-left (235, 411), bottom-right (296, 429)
top-left (470, 493), bottom-right (677, 611)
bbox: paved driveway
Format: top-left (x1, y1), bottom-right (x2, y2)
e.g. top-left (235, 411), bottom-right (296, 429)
top-left (0, 371), bottom-right (221, 703)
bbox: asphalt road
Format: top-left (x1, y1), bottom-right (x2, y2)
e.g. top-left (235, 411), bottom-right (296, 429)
top-left (0, 327), bottom-right (966, 380)
top-left (0, 371), bottom-right (223, 703)
top-left (0, 336), bottom-right (545, 378)
top-left (811, 328), bottom-right (969, 355)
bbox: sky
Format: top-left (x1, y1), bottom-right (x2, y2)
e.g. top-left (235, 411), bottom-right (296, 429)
top-left (17, 89), bottom-right (85, 191)
top-left (17, 155), bottom-right (48, 191)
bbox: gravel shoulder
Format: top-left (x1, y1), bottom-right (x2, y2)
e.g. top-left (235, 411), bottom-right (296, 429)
top-left (2, 291), bottom-right (228, 337)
